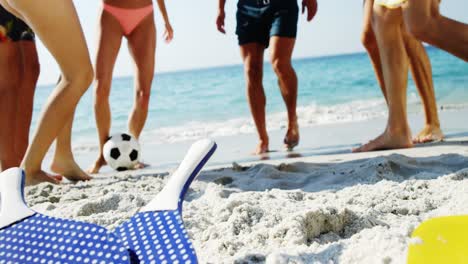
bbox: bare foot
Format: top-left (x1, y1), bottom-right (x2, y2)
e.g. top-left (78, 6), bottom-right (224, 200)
top-left (51, 158), bottom-right (92, 181)
top-left (87, 156), bottom-right (107, 174)
top-left (284, 121), bottom-right (300, 151)
top-left (133, 161), bottom-right (149, 170)
top-left (413, 125), bottom-right (444, 144)
top-left (353, 129), bottom-right (413, 153)
top-left (25, 170), bottom-right (61, 186)
top-left (253, 139), bottom-right (269, 155)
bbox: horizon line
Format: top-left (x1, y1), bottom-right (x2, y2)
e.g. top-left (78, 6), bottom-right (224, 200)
top-left (37, 46), bottom-right (436, 88)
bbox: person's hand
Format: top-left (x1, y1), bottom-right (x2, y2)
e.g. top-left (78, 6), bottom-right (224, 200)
top-left (302, 0), bottom-right (318, 22)
top-left (216, 10), bottom-right (226, 34)
top-left (164, 23), bottom-right (174, 43)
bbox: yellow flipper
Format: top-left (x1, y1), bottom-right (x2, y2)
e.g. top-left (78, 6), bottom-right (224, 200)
top-left (408, 215), bottom-right (468, 264)
top-left (375, 0), bottom-right (408, 9)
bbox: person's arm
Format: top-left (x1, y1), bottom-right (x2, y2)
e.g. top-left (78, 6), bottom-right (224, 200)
top-left (217, 0), bottom-right (226, 33)
top-left (302, 0), bottom-right (318, 22)
top-left (156, 0), bottom-right (174, 42)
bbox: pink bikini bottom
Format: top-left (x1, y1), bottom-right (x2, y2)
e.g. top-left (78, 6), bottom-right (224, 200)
top-left (103, 3), bottom-right (153, 36)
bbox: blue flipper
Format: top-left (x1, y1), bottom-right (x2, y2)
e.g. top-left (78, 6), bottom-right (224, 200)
top-left (114, 139), bottom-right (217, 264)
top-left (0, 168), bottom-right (130, 264)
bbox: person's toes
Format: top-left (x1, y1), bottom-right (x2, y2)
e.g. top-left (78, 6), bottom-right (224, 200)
top-left (352, 147), bottom-right (364, 153)
top-left (254, 148), bottom-right (267, 155)
top-left (412, 136), bottom-right (422, 144)
top-left (66, 170), bottom-right (92, 181)
top-left (87, 160), bottom-right (105, 174)
top-left (133, 162), bottom-right (149, 170)
top-left (44, 174), bottom-right (62, 184)
top-left (422, 134), bottom-right (436, 143)
top-left (254, 145), bottom-right (269, 155)
top-left (52, 174), bottom-right (63, 181)
top-left (284, 124), bottom-right (300, 151)
top-left (352, 143), bottom-right (367, 153)
top-left (352, 146), bottom-right (362, 153)
top-left (414, 133), bottom-right (437, 144)
top-left (26, 171), bottom-right (61, 186)
top-left (413, 126), bottom-right (444, 144)
top-left (87, 166), bottom-right (99, 174)
top-left (284, 137), bottom-right (299, 151)
top-left (44, 177), bottom-right (60, 185)
top-left (52, 161), bottom-right (92, 181)
top-left (353, 140), bottom-right (374, 153)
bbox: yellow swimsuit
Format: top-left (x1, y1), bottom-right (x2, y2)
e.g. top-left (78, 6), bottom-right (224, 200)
top-left (376, 0), bottom-right (408, 9)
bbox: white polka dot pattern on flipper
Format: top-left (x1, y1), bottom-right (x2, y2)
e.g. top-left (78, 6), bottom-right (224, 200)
top-left (0, 214), bottom-right (129, 263)
top-left (115, 210), bottom-right (197, 264)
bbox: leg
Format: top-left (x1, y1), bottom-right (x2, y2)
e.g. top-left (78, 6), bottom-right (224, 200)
top-left (403, 0), bottom-right (468, 61)
top-left (240, 43), bottom-right (269, 154)
top-left (362, 0), bottom-right (442, 142)
top-left (126, 13), bottom-right (156, 170)
top-left (362, 0), bottom-right (388, 102)
top-left (126, 13), bottom-right (155, 140)
top-left (88, 8), bottom-right (123, 174)
top-left (401, 29), bottom-right (443, 143)
top-left (14, 41), bottom-right (40, 165)
top-left (269, 36), bottom-right (299, 151)
top-left (50, 115), bottom-right (92, 181)
top-left (354, 5), bottom-right (413, 152)
top-left (2, 0), bottom-right (94, 185)
top-left (0, 41), bottom-right (21, 171)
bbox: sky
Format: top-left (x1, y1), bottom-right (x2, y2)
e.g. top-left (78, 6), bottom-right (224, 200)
top-left (35, 0), bottom-right (468, 85)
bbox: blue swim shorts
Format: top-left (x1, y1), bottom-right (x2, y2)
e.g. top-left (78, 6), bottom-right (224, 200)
top-left (236, 0), bottom-right (299, 48)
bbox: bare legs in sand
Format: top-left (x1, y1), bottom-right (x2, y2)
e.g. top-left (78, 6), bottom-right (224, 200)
top-left (89, 0), bottom-right (173, 173)
top-left (216, 0), bottom-right (316, 155)
top-left (0, 0), bottom-right (93, 185)
top-left (402, 0), bottom-right (468, 61)
top-left (354, 0), bottom-right (444, 152)
top-left (0, 40), bottom-right (39, 172)
top-left (240, 38), bottom-right (300, 155)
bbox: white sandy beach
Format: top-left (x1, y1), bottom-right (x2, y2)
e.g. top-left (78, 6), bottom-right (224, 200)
top-left (66, 105), bottom-right (468, 171)
top-left (23, 129), bottom-right (468, 263)
top-left (0, 1), bottom-right (465, 262)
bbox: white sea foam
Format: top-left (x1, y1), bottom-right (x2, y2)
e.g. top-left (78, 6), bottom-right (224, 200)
top-left (142, 98), bottom-right (390, 145)
top-left (70, 98), bottom-right (383, 152)
top-left (71, 95), bottom-right (467, 153)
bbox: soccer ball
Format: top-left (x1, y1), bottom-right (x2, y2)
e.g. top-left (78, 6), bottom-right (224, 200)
top-left (103, 133), bottom-right (141, 171)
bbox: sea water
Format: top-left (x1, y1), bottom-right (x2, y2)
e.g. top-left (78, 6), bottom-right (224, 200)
top-left (32, 47), bottom-right (468, 157)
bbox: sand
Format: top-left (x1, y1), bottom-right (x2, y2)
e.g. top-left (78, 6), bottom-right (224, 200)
top-left (21, 136), bottom-right (468, 264)
top-left (67, 108), bottom-right (468, 172)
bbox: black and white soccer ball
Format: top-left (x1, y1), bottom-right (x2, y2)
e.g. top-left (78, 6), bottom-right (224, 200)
top-left (103, 133), bottom-right (141, 171)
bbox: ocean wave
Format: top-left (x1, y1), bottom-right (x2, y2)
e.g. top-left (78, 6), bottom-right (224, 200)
top-left (72, 98), bottom-right (387, 151)
top-left (71, 95), bottom-right (468, 153)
